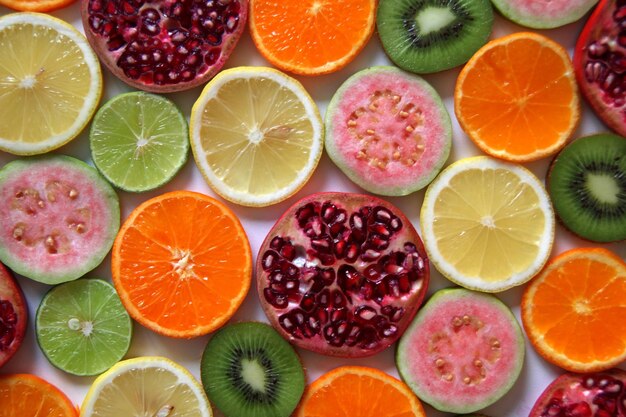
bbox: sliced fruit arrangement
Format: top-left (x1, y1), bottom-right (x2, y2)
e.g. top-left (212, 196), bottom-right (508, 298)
top-left (81, 356), bottom-right (211, 417)
top-left (190, 67), bottom-right (323, 207)
top-left (420, 156), bottom-right (555, 292)
top-left (491, 0), bottom-right (599, 29)
top-left (35, 278), bottom-right (132, 376)
top-left (257, 192), bottom-right (429, 357)
top-left (90, 92), bottom-right (189, 192)
top-left (325, 66), bottom-right (452, 196)
top-left (0, 12), bottom-right (102, 155)
top-left (377, 0), bottom-right (494, 74)
top-left (396, 288), bottom-right (525, 414)
top-left (0, 156), bottom-right (120, 285)
top-left (574, 0), bottom-right (626, 137)
top-left (455, 32), bottom-right (580, 162)
top-left (296, 366), bottom-right (425, 417)
top-left (548, 133), bottom-right (626, 243)
top-left (201, 322), bottom-right (305, 417)
top-left (522, 247), bottom-right (626, 373)
top-left (0, 373), bottom-right (78, 417)
top-left (0, 0), bottom-right (76, 12)
top-left (0, 263), bottom-right (27, 368)
top-left (81, 0), bottom-right (247, 92)
top-left (529, 368), bottom-right (626, 417)
top-left (112, 190), bottom-right (251, 338)
top-left (249, 0), bottom-right (376, 75)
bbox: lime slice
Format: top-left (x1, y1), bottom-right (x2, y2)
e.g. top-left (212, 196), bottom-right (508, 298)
top-left (35, 278), bottom-right (132, 376)
top-left (420, 156), bottom-right (555, 292)
top-left (0, 13), bottom-right (102, 155)
top-left (90, 92), bottom-right (189, 192)
top-left (189, 66), bottom-right (323, 207)
top-left (81, 356), bottom-right (212, 417)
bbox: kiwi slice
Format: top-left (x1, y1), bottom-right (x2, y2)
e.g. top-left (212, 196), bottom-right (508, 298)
top-left (200, 322), bottom-right (305, 417)
top-left (377, 0), bottom-right (494, 74)
top-left (548, 133), bottom-right (626, 243)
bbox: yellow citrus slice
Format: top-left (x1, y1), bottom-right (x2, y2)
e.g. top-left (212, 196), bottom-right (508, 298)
top-left (189, 66), bottom-right (323, 207)
top-left (81, 356), bottom-right (212, 417)
top-left (420, 156), bottom-right (555, 292)
top-left (0, 13), bottom-right (102, 155)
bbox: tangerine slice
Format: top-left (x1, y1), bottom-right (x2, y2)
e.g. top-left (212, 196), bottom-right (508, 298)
top-left (295, 366), bottom-right (425, 417)
top-left (111, 190), bottom-right (252, 338)
top-left (454, 32), bottom-right (580, 162)
top-left (522, 247), bottom-right (626, 372)
top-left (0, 373), bottom-right (77, 417)
top-left (249, 0), bottom-right (376, 75)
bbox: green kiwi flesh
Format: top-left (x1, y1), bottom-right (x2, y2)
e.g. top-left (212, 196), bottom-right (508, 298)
top-left (376, 0), bottom-right (494, 74)
top-left (548, 133), bottom-right (626, 242)
top-left (200, 322), bottom-right (305, 417)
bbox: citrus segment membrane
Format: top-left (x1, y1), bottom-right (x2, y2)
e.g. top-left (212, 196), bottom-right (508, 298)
top-left (420, 156), bottom-right (555, 292)
top-left (0, 13), bottom-right (102, 155)
top-left (0, 156), bottom-right (120, 285)
top-left (190, 67), bottom-right (323, 206)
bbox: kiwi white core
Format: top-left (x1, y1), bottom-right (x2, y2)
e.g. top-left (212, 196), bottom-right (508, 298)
top-left (241, 358), bottom-right (267, 393)
top-left (586, 173), bottom-right (620, 204)
top-left (415, 7), bottom-right (456, 35)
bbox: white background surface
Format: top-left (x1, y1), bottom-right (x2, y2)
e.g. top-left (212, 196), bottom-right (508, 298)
top-left (0, 2), bottom-right (625, 416)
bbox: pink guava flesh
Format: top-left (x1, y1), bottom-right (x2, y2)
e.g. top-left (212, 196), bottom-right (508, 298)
top-left (491, 0), bottom-right (598, 29)
top-left (325, 66), bottom-right (451, 196)
top-left (396, 288), bottom-right (524, 413)
top-left (0, 156), bottom-right (120, 285)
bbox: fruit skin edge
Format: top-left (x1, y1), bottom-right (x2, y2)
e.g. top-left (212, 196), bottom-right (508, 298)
top-left (0, 5), bottom-right (624, 417)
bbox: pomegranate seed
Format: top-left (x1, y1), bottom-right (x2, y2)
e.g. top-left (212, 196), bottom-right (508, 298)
top-left (264, 288), bottom-right (288, 309)
top-left (331, 290), bottom-right (347, 308)
top-left (373, 206), bottom-right (392, 224)
top-left (316, 289), bottom-right (330, 307)
top-left (300, 293), bottom-right (316, 312)
top-left (321, 268), bottom-right (335, 285)
top-left (356, 305), bottom-right (377, 321)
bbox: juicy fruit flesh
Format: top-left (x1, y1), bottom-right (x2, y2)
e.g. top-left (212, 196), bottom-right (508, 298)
top-left (531, 370), bottom-right (626, 417)
top-left (493, 0), bottom-right (598, 27)
top-left (86, 0), bottom-right (243, 87)
top-left (0, 300), bottom-right (17, 352)
top-left (0, 374), bottom-right (78, 417)
top-left (259, 195), bottom-right (429, 356)
top-left (0, 21), bottom-right (94, 144)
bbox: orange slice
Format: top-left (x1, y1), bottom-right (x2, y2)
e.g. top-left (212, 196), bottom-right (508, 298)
top-left (522, 247), bottom-right (626, 372)
top-left (295, 366), bottom-right (425, 417)
top-left (0, 0), bottom-right (76, 12)
top-left (111, 190), bottom-right (252, 338)
top-left (0, 374), bottom-right (78, 417)
top-left (249, 0), bottom-right (376, 75)
top-left (454, 32), bottom-right (580, 162)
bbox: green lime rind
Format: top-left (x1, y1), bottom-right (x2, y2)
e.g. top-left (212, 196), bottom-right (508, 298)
top-left (36, 278), bottom-right (132, 376)
top-left (201, 322), bottom-right (305, 417)
top-left (0, 155), bottom-right (120, 285)
top-left (90, 91), bottom-right (189, 193)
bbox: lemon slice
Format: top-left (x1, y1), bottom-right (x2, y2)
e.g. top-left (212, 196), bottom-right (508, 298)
top-left (0, 12), bottom-right (102, 155)
top-left (190, 66), bottom-right (323, 207)
top-left (420, 156), bottom-right (555, 292)
top-left (81, 356), bottom-right (212, 417)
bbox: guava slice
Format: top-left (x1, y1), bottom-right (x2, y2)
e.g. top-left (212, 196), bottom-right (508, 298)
top-left (490, 0), bottom-right (598, 29)
top-left (0, 155), bottom-right (120, 285)
top-left (325, 66), bottom-right (452, 196)
top-left (396, 288), bottom-right (525, 413)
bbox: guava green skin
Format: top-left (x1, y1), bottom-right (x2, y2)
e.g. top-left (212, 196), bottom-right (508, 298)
top-left (0, 155), bottom-right (120, 285)
top-left (325, 66), bottom-right (452, 196)
top-left (396, 288), bottom-right (525, 414)
top-left (491, 0), bottom-right (598, 29)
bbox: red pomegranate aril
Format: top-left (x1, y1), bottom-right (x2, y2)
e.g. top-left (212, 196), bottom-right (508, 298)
top-left (0, 300), bottom-right (16, 349)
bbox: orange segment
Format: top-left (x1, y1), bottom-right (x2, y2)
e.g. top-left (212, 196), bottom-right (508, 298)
top-left (111, 190), bottom-right (252, 338)
top-left (296, 366), bottom-right (425, 417)
top-left (249, 0), bottom-right (376, 75)
top-left (0, 374), bottom-right (78, 417)
top-left (0, 0), bottom-right (77, 12)
top-left (454, 32), bottom-right (580, 162)
top-left (522, 247), bottom-right (626, 372)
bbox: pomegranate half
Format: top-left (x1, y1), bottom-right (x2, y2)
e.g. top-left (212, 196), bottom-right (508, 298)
top-left (574, 0), bottom-right (626, 136)
top-left (256, 192), bottom-right (429, 358)
top-left (81, 0), bottom-right (247, 93)
top-left (0, 262), bottom-right (27, 368)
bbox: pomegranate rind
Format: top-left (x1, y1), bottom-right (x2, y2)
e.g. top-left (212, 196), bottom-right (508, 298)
top-left (396, 288), bottom-right (525, 413)
top-left (0, 156), bottom-right (120, 285)
top-left (325, 66), bottom-right (452, 196)
top-left (573, 0), bottom-right (626, 137)
top-left (256, 192), bottom-right (430, 358)
top-left (529, 369), bottom-right (626, 417)
top-left (0, 263), bottom-right (27, 368)
top-left (491, 0), bottom-right (598, 29)
top-left (80, 0), bottom-right (248, 93)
